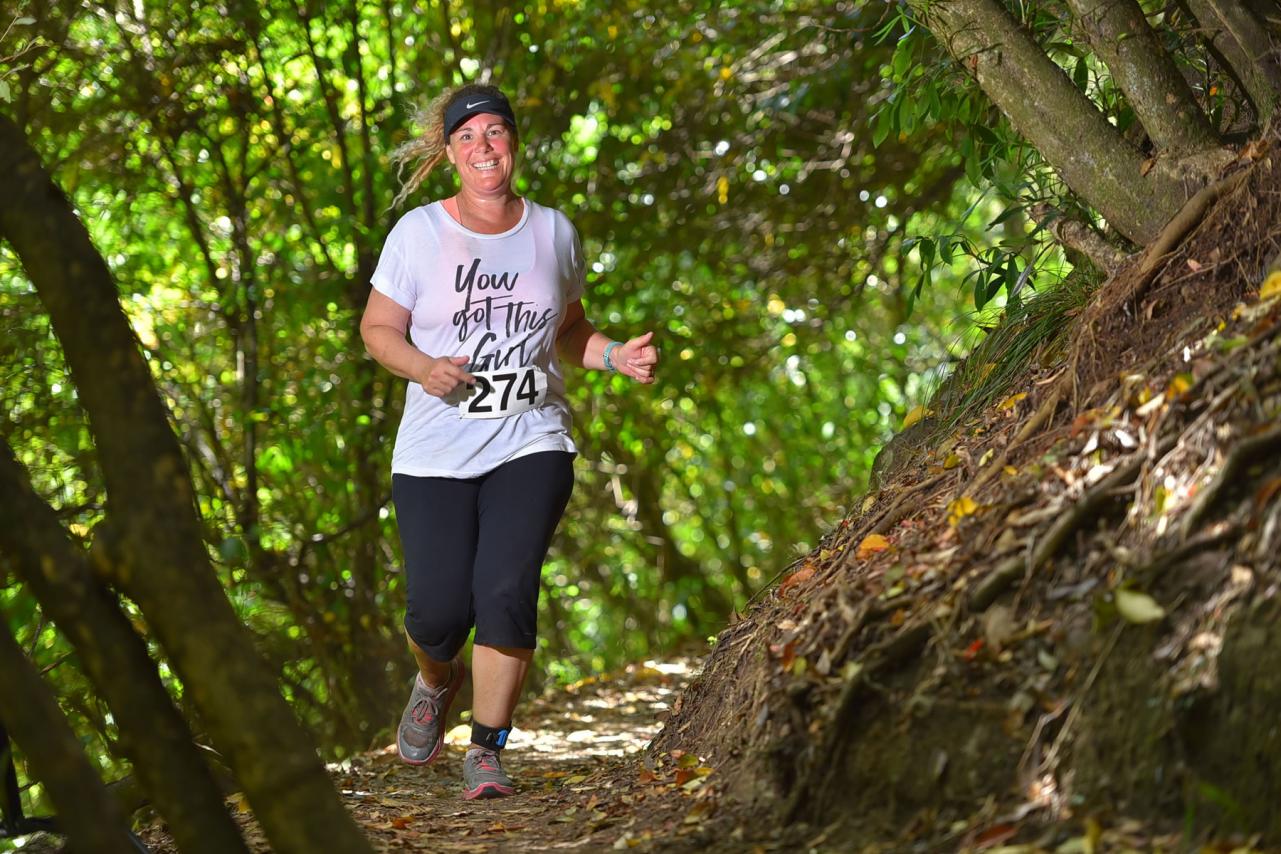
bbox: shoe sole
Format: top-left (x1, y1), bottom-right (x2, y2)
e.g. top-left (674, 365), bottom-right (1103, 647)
top-left (463, 781), bottom-right (515, 800)
top-left (397, 659), bottom-right (467, 766)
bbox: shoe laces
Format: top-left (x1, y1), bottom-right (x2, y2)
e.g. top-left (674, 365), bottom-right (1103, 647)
top-left (411, 664), bottom-right (453, 725)
top-left (477, 752), bottom-right (499, 772)
top-left (411, 698), bottom-right (436, 725)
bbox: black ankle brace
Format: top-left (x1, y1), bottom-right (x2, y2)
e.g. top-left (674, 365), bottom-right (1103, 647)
top-left (471, 721), bottom-right (511, 750)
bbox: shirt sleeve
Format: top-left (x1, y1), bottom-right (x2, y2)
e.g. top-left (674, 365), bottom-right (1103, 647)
top-left (562, 215), bottom-right (587, 304)
top-left (370, 216), bottom-right (417, 310)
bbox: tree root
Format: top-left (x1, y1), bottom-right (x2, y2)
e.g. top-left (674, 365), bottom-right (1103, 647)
top-left (1134, 521), bottom-right (1240, 583)
top-left (969, 434), bottom-right (1175, 612)
top-left (1178, 424), bottom-right (1281, 538)
top-left (869, 474), bottom-right (950, 537)
top-left (1130, 170), bottom-right (1251, 301)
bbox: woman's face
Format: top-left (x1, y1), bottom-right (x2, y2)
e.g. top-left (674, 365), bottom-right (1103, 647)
top-left (446, 113), bottom-right (518, 196)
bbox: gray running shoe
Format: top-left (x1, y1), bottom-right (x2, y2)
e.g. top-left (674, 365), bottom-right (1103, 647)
top-left (462, 747), bottom-right (515, 799)
top-left (396, 660), bottom-right (464, 765)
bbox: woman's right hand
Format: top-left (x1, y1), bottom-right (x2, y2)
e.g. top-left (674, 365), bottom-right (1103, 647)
top-left (418, 355), bottom-right (476, 398)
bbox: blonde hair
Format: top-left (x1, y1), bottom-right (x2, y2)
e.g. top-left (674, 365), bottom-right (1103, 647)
top-left (389, 83), bottom-right (517, 210)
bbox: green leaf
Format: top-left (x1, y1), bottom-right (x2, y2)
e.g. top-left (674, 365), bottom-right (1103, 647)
top-left (901, 95), bottom-right (917, 135)
top-left (892, 41), bottom-right (912, 79)
top-left (872, 107), bottom-right (891, 148)
top-left (917, 237), bottom-right (935, 267)
top-left (988, 205), bottom-right (1025, 227)
top-left (1115, 589), bottom-right (1165, 624)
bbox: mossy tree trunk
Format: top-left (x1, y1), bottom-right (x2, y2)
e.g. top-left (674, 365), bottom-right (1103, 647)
top-left (0, 440), bottom-right (249, 854)
top-left (1183, 0), bottom-right (1281, 120)
top-left (0, 116), bottom-right (373, 853)
top-left (911, 0), bottom-right (1188, 244)
top-left (0, 622), bottom-right (137, 853)
top-left (1065, 0), bottom-right (1222, 153)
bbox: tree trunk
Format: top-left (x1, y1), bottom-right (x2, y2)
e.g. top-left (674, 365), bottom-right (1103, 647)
top-left (912, 0), bottom-right (1189, 244)
top-left (0, 440), bottom-right (249, 854)
top-left (1184, 0), bottom-right (1281, 120)
top-left (1065, 0), bottom-right (1222, 152)
top-left (0, 115), bottom-right (373, 854)
top-left (0, 622), bottom-right (136, 853)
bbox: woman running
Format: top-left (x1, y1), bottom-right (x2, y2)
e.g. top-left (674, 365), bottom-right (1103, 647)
top-left (360, 84), bottom-right (659, 800)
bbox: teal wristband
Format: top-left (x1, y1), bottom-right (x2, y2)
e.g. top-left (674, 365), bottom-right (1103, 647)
top-left (603, 341), bottom-right (621, 373)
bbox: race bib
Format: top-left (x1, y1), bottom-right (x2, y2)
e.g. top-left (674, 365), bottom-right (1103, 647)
top-left (458, 367), bottom-right (548, 419)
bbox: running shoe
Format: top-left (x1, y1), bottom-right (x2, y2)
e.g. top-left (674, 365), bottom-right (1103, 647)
top-left (462, 747), bottom-right (515, 799)
top-left (396, 659), bottom-right (465, 765)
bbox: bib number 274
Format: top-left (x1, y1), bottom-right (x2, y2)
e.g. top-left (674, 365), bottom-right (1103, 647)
top-left (459, 367), bottom-right (548, 419)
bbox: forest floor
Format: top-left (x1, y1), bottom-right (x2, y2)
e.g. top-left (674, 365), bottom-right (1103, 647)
top-left (134, 657), bottom-right (817, 853)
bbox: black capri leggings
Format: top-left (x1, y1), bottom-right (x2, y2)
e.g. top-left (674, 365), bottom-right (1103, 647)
top-left (392, 450), bottom-right (575, 661)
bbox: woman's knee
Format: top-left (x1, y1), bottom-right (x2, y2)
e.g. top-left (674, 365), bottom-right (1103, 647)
top-left (473, 579), bottom-right (538, 647)
top-left (404, 607), bottom-right (471, 659)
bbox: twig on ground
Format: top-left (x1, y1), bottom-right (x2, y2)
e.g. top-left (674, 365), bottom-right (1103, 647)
top-left (968, 435), bottom-right (1176, 612)
top-left (969, 382), bottom-right (1063, 496)
top-left (1178, 424), bottom-right (1281, 538)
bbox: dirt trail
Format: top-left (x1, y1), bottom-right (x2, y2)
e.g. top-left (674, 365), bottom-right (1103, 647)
top-left (136, 658), bottom-right (767, 853)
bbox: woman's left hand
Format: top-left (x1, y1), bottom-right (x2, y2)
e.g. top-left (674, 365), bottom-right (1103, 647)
top-left (613, 331), bottom-right (659, 384)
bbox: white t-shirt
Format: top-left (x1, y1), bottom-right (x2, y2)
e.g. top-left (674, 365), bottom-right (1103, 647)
top-left (370, 199), bottom-right (584, 478)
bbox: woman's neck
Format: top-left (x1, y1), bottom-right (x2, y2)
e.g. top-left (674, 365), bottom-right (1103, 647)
top-left (449, 190), bottom-right (523, 234)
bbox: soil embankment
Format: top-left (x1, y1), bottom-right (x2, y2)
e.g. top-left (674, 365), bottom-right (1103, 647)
top-left (656, 141), bottom-right (1281, 850)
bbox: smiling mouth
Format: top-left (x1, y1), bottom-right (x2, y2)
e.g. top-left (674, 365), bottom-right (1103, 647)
top-left (472, 159), bottom-right (500, 171)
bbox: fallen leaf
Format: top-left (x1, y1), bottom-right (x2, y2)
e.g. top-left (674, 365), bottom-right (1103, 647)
top-left (778, 563), bottom-right (816, 596)
top-left (1240, 138), bottom-right (1270, 162)
top-left (1186, 257), bottom-right (1203, 272)
top-left (1115, 589), bottom-right (1166, 624)
top-left (684, 799), bottom-right (715, 823)
top-left (973, 822), bottom-right (1017, 848)
top-left (391, 816), bottom-right (412, 829)
top-left (903, 404), bottom-right (932, 429)
top-left (947, 495), bottom-right (979, 527)
top-left (770, 640), bottom-right (797, 671)
top-left (856, 533), bottom-right (891, 560)
top-left (998, 392), bottom-right (1028, 411)
top-left (1262, 270), bottom-right (1281, 301)
top-left (1166, 372), bottom-right (1194, 398)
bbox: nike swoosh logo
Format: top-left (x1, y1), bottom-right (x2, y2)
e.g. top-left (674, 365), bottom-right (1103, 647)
top-left (465, 100), bottom-right (490, 109)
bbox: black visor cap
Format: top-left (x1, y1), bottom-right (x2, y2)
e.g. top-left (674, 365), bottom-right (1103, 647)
top-left (444, 92), bottom-right (517, 140)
